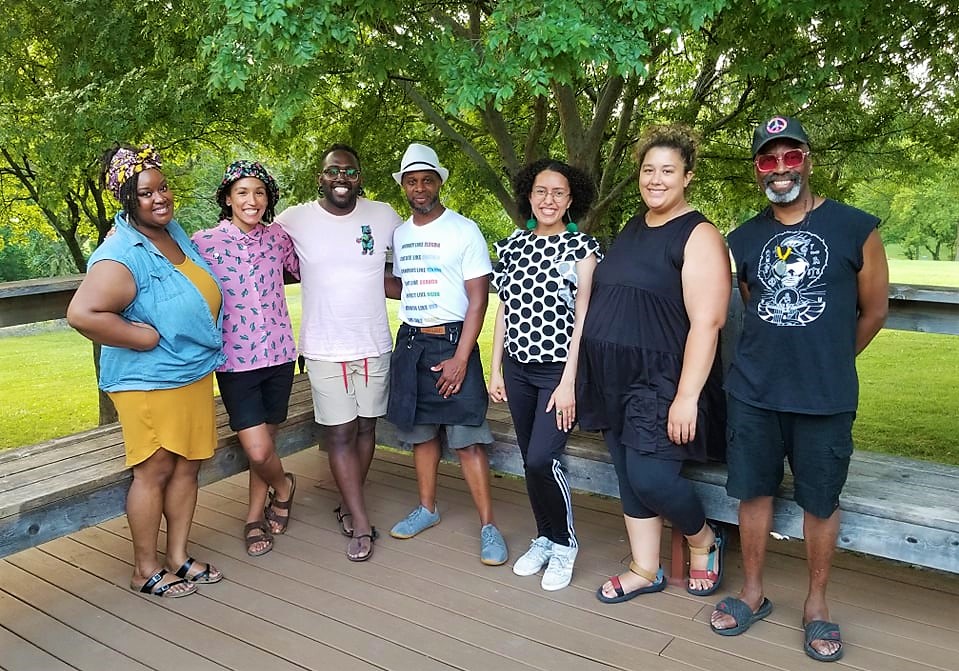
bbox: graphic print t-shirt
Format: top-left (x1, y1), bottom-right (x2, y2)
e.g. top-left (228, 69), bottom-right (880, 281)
top-left (392, 209), bottom-right (492, 326)
top-left (725, 199), bottom-right (879, 414)
top-left (277, 197), bottom-right (402, 361)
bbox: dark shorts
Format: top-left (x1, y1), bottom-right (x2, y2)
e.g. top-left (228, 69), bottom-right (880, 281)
top-left (395, 422), bottom-right (494, 450)
top-left (216, 362), bottom-right (295, 432)
top-left (725, 395), bottom-right (855, 519)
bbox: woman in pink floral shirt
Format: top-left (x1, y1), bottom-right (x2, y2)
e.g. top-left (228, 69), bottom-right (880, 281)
top-left (192, 160), bottom-right (300, 557)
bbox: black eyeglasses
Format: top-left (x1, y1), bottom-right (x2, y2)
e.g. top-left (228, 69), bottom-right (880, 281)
top-left (322, 167), bottom-right (361, 180)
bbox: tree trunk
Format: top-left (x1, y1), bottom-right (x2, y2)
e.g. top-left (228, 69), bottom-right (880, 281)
top-left (92, 343), bottom-right (117, 425)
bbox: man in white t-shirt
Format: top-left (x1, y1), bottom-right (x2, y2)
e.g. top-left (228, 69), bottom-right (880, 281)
top-left (276, 144), bottom-right (402, 562)
top-left (385, 143), bottom-right (508, 566)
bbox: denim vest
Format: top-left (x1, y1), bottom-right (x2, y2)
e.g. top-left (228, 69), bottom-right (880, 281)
top-left (89, 213), bottom-right (226, 392)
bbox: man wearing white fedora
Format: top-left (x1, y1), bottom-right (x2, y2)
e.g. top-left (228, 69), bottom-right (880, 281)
top-left (386, 143), bottom-right (508, 566)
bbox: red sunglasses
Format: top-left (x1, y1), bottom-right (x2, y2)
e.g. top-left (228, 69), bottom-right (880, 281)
top-left (754, 149), bottom-right (809, 173)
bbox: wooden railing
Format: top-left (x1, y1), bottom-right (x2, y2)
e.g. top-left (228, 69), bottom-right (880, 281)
top-left (1, 274), bottom-right (958, 423)
top-left (4, 274), bottom-right (959, 332)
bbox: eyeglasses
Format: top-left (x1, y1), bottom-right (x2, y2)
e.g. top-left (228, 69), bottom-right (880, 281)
top-left (322, 167), bottom-right (361, 180)
top-left (754, 149), bottom-right (809, 173)
top-left (532, 187), bottom-right (570, 201)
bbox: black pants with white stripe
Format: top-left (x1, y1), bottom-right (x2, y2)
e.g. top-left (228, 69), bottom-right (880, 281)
top-left (503, 357), bottom-right (576, 547)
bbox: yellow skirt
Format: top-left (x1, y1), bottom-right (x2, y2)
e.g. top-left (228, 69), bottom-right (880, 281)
top-left (109, 374), bottom-right (217, 467)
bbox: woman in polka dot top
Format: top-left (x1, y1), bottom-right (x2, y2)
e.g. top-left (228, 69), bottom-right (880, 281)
top-left (489, 159), bottom-right (602, 591)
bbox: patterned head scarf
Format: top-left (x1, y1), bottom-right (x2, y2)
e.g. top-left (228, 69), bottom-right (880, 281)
top-left (105, 145), bottom-right (162, 200)
top-left (215, 160), bottom-right (281, 221)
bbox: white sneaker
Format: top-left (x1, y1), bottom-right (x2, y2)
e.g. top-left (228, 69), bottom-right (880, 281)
top-left (512, 536), bottom-right (553, 576)
top-left (541, 542), bottom-right (577, 591)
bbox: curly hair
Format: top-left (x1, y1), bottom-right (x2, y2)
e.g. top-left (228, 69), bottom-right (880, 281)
top-left (634, 124), bottom-right (700, 174)
top-left (513, 159), bottom-right (596, 224)
top-left (99, 144), bottom-right (161, 225)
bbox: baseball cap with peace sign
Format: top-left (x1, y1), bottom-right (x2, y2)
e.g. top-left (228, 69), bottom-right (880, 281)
top-left (751, 116), bottom-right (811, 156)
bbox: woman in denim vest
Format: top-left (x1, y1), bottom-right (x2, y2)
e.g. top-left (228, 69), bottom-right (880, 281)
top-left (68, 145), bottom-right (226, 598)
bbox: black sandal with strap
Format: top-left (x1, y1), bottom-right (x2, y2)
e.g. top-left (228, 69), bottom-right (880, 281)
top-left (334, 504), bottom-right (354, 537)
top-left (347, 528), bottom-right (378, 562)
top-left (135, 569), bottom-right (196, 598)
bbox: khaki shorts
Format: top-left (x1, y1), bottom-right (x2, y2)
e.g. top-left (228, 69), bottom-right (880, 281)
top-left (305, 354), bottom-right (390, 426)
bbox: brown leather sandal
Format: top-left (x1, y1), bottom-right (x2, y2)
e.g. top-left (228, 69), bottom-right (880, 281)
top-left (265, 473), bottom-right (296, 534)
top-left (244, 520), bottom-right (274, 557)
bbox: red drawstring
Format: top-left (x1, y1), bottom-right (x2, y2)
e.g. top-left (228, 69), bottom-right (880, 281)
top-left (341, 359), bottom-right (371, 391)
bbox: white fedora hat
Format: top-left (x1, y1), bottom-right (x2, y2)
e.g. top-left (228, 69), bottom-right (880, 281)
top-left (392, 143), bottom-right (449, 185)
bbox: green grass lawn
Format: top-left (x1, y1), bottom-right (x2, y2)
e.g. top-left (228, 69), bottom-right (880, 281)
top-left (3, 266), bottom-right (958, 465)
top-left (887, 258), bottom-right (959, 287)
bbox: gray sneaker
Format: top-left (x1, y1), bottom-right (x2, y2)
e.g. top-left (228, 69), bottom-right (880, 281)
top-left (541, 542), bottom-right (577, 591)
top-left (390, 504), bottom-right (440, 539)
top-left (512, 536), bottom-right (553, 576)
top-left (480, 524), bottom-right (508, 566)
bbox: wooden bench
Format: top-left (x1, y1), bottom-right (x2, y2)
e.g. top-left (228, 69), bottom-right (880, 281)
top-left (3, 370), bottom-right (958, 580)
top-left (378, 402), bottom-right (959, 582)
top-left (0, 374), bottom-right (320, 559)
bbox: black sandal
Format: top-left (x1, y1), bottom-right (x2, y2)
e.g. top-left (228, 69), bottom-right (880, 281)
top-left (347, 528), bottom-right (378, 562)
top-left (334, 504), bottom-right (354, 537)
top-left (134, 569), bottom-right (196, 598)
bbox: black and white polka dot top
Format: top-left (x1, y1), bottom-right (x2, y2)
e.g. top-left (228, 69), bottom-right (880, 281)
top-left (493, 229), bottom-right (602, 363)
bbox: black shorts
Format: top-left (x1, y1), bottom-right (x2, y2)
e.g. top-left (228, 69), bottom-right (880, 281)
top-left (216, 362), bottom-right (295, 432)
top-left (725, 395), bottom-right (855, 519)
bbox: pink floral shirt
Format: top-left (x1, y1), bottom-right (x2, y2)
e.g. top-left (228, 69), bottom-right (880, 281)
top-left (191, 220), bottom-right (300, 372)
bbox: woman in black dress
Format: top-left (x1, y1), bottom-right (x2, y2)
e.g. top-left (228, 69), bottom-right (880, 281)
top-left (579, 125), bottom-right (730, 602)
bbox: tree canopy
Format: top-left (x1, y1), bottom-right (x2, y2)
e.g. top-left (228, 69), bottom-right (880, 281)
top-left (2, 0), bottom-right (958, 275)
top-left (204, 0), bottom-right (959, 238)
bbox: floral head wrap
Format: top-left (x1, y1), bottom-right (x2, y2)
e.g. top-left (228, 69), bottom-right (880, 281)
top-left (105, 144), bottom-right (162, 200)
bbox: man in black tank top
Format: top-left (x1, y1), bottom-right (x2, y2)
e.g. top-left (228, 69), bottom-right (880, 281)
top-left (710, 116), bottom-right (889, 663)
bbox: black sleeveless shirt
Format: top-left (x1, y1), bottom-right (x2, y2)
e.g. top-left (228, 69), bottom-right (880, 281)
top-left (578, 210), bottom-right (725, 463)
top-left (725, 199), bottom-right (879, 414)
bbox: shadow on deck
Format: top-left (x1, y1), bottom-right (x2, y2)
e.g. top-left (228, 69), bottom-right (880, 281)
top-left (2, 448), bottom-right (957, 671)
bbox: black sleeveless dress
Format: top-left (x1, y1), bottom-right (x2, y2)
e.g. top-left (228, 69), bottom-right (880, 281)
top-left (577, 210), bottom-right (725, 463)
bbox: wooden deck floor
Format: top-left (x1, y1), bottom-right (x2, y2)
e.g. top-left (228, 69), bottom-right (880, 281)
top-left (2, 448), bottom-right (957, 671)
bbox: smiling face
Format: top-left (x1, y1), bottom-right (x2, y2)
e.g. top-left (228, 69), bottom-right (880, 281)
top-left (755, 139), bottom-right (811, 206)
top-left (226, 177), bottom-right (268, 232)
top-left (319, 149), bottom-right (362, 214)
top-left (639, 146), bottom-right (692, 215)
top-left (528, 169), bottom-right (572, 232)
top-left (133, 168), bottom-right (173, 229)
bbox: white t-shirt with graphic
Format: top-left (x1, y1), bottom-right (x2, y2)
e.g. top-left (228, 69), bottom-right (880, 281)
top-left (392, 209), bottom-right (492, 326)
top-left (277, 197), bottom-right (402, 361)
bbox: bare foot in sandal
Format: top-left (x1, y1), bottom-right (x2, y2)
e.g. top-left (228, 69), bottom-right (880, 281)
top-left (244, 519), bottom-right (274, 556)
top-left (347, 528), bottom-right (378, 562)
top-left (596, 561), bottom-right (666, 603)
top-left (131, 568), bottom-right (196, 598)
top-left (687, 522), bottom-right (725, 596)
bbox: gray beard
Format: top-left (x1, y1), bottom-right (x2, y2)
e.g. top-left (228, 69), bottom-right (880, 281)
top-left (764, 175), bottom-right (802, 205)
top-left (410, 196), bottom-right (439, 215)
